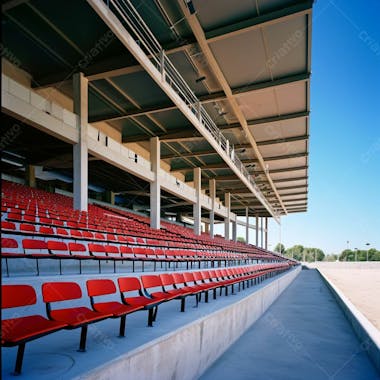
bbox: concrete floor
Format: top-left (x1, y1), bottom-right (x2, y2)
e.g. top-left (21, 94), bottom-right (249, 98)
top-left (200, 269), bottom-right (380, 380)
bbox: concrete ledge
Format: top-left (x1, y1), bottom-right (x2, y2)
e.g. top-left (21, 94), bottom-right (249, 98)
top-left (318, 269), bottom-right (380, 374)
top-left (78, 266), bottom-right (301, 380)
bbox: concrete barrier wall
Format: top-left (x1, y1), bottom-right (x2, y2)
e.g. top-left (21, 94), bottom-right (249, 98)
top-left (77, 266), bottom-right (301, 380)
top-left (318, 270), bottom-right (380, 373)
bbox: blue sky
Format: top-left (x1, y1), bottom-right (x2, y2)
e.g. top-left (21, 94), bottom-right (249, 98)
top-left (269, 0), bottom-right (380, 254)
top-left (227, 0), bottom-right (380, 255)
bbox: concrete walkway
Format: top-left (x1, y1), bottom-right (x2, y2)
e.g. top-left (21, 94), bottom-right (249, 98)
top-left (200, 269), bottom-right (380, 380)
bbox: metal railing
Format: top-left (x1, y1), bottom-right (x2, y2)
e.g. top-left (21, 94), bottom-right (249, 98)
top-left (105, 0), bottom-right (278, 218)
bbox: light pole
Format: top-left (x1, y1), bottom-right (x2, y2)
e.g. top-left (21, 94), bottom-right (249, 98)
top-left (366, 243), bottom-right (370, 261)
top-left (354, 248), bottom-right (358, 262)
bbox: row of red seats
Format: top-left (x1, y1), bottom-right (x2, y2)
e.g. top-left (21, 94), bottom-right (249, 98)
top-left (2, 263), bottom-right (290, 375)
top-left (2, 220), bottom-right (274, 263)
top-left (2, 180), bottom-right (282, 259)
top-left (1, 238), bottom-right (253, 276)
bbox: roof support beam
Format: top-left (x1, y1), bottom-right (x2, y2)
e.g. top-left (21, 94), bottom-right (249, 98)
top-left (171, 153), bottom-right (308, 171)
top-left (159, 135), bottom-right (308, 158)
top-left (92, 74), bottom-right (309, 123)
top-left (205, 0), bottom-right (313, 43)
top-left (187, 166), bottom-right (307, 183)
top-left (122, 112), bottom-right (309, 143)
top-left (238, 191), bottom-right (308, 198)
top-left (273, 176), bottom-right (308, 183)
top-left (277, 185), bottom-right (308, 191)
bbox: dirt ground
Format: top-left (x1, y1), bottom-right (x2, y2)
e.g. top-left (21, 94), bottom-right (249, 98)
top-left (317, 266), bottom-right (380, 331)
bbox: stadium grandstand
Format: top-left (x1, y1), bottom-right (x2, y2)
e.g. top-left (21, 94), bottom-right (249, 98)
top-left (2, 1), bottom-right (378, 379)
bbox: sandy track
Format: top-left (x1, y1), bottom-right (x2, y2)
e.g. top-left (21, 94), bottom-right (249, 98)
top-left (315, 265), bottom-right (380, 330)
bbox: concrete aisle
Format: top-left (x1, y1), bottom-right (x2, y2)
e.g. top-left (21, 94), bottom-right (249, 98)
top-left (200, 269), bottom-right (380, 380)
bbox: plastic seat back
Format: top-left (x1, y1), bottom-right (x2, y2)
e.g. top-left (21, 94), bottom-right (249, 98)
top-left (172, 273), bottom-right (185, 285)
top-left (87, 279), bottom-right (116, 297)
top-left (183, 272), bottom-right (195, 283)
top-left (48, 241), bottom-right (69, 255)
top-left (68, 242), bottom-right (87, 254)
top-left (118, 277), bottom-right (141, 292)
top-left (82, 231), bottom-right (94, 239)
top-left (2, 237), bottom-right (18, 249)
top-left (2, 284), bottom-right (37, 309)
top-left (141, 275), bottom-right (162, 289)
top-left (1, 221), bottom-right (16, 231)
top-left (192, 272), bottom-right (203, 282)
top-left (22, 239), bottom-right (48, 253)
top-left (105, 245), bottom-right (120, 257)
top-left (94, 233), bottom-right (105, 240)
top-left (39, 226), bottom-right (54, 235)
top-left (42, 282), bottom-right (82, 302)
top-left (56, 228), bottom-right (69, 236)
top-left (159, 273), bottom-right (175, 286)
top-left (20, 224), bottom-right (36, 233)
top-left (120, 246), bottom-right (134, 258)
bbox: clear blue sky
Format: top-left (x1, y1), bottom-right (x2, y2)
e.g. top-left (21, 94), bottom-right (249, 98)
top-left (227, 0), bottom-right (380, 255)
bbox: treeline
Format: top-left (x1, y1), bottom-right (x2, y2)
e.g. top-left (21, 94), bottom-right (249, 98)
top-left (274, 244), bottom-right (380, 262)
top-left (275, 244), bottom-right (325, 262)
top-left (339, 249), bottom-right (380, 261)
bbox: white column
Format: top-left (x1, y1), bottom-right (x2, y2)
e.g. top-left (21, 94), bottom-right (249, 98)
top-left (265, 217), bottom-right (268, 250)
top-left (245, 207), bottom-right (249, 244)
top-left (261, 217), bottom-right (264, 248)
top-left (224, 192), bottom-right (230, 240)
top-left (150, 137), bottom-right (160, 229)
top-left (232, 219), bottom-right (237, 242)
top-left (255, 215), bottom-right (259, 246)
top-left (193, 167), bottom-right (201, 235)
top-left (209, 178), bottom-right (216, 238)
top-left (26, 164), bottom-right (36, 188)
top-left (73, 72), bottom-right (88, 211)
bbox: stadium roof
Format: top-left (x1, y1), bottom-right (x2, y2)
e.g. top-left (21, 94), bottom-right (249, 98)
top-left (2, 0), bottom-right (312, 219)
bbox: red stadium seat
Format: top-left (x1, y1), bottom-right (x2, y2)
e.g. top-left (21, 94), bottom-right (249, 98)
top-left (140, 275), bottom-right (178, 302)
top-left (159, 273), bottom-right (192, 311)
top-left (1, 221), bottom-right (16, 232)
top-left (70, 230), bottom-right (83, 239)
top-left (39, 226), bottom-right (54, 235)
top-left (86, 279), bottom-right (143, 336)
top-left (117, 277), bottom-right (160, 327)
top-left (56, 227), bottom-right (69, 237)
top-left (82, 231), bottom-right (94, 239)
top-left (42, 282), bottom-right (111, 351)
top-left (20, 223), bottom-right (36, 233)
top-left (1, 284), bottom-right (67, 375)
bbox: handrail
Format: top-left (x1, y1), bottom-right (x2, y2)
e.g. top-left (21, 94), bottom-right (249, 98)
top-left (103, 0), bottom-right (278, 219)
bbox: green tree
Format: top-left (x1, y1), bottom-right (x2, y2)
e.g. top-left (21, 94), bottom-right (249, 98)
top-left (324, 254), bottom-right (338, 262)
top-left (237, 236), bottom-right (246, 243)
top-left (274, 243), bottom-right (285, 254)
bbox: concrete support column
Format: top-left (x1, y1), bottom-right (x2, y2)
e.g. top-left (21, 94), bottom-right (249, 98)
top-left (245, 207), bottom-right (249, 244)
top-left (193, 167), bottom-right (201, 236)
top-left (209, 179), bottom-right (216, 238)
top-left (232, 219), bottom-right (237, 242)
top-left (73, 72), bottom-right (88, 211)
top-left (150, 137), bottom-right (160, 229)
top-left (255, 215), bottom-right (259, 246)
top-left (265, 217), bottom-right (268, 250)
top-left (205, 223), bottom-right (209, 234)
top-left (224, 192), bottom-right (230, 240)
top-left (260, 217), bottom-right (264, 248)
top-left (26, 164), bottom-right (36, 188)
top-left (105, 191), bottom-right (115, 205)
